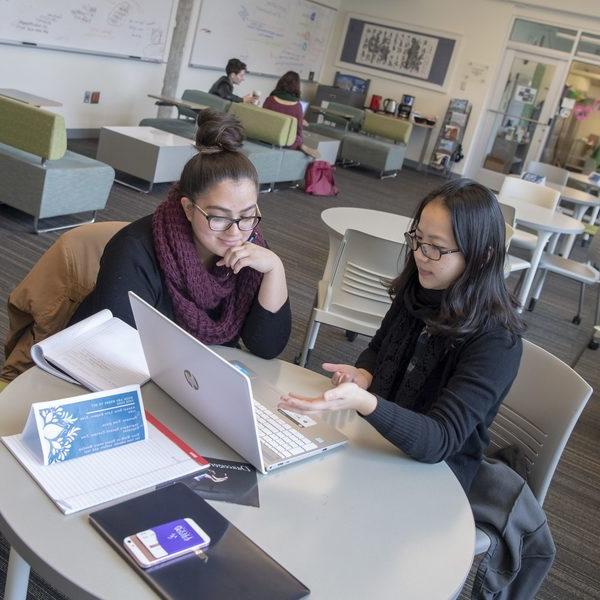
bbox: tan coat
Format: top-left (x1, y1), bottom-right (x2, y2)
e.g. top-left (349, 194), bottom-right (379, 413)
top-left (1, 221), bottom-right (128, 383)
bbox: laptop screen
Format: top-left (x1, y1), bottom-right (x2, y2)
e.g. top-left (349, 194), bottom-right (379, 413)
top-left (300, 100), bottom-right (309, 115)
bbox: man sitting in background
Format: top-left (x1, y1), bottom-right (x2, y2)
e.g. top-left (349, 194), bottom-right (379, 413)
top-left (209, 58), bottom-right (255, 104)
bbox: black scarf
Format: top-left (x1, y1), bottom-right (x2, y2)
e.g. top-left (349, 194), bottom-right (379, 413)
top-left (369, 281), bottom-right (449, 410)
top-left (271, 90), bottom-right (299, 101)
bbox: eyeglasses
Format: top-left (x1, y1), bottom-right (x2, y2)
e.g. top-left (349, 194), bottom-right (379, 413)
top-left (404, 231), bottom-right (460, 261)
top-left (191, 203), bottom-right (262, 232)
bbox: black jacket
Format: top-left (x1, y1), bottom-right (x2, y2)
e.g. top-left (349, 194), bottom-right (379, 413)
top-left (356, 295), bottom-right (522, 491)
top-left (208, 76), bottom-right (242, 103)
top-left (70, 216), bottom-right (291, 359)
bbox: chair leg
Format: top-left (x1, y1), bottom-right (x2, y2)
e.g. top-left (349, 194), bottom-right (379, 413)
top-left (572, 283), bottom-right (585, 325)
top-left (296, 311), bottom-right (320, 368)
top-left (33, 211), bottom-right (97, 234)
top-left (5, 547), bottom-right (31, 600)
top-left (528, 269), bottom-right (548, 311)
top-left (513, 269), bottom-right (527, 297)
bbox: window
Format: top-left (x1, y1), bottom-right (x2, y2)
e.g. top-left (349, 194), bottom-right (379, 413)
top-left (510, 19), bottom-right (577, 53)
top-left (577, 33), bottom-right (600, 61)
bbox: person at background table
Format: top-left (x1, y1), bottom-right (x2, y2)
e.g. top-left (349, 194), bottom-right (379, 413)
top-left (262, 71), bottom-right (320, 159)
top-left (71, 109), bottom-right (290, 359)
top-left (280, 180), bottom-right (525, 491)
top-left (209, 58), bottom-right (256, 104)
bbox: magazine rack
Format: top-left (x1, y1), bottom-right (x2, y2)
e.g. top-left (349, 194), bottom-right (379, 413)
top-left (429, 98), bottom-right (471, 176)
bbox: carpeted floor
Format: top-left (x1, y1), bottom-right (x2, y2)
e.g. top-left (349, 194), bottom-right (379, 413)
top-left (0, 140), bottom-right (598, 599)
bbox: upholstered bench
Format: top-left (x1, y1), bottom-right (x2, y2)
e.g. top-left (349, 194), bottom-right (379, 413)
top-left (229, 103), bottom-right (310, 187)
top-left (340, 112), bottom-right (413, 178)
top-left (0, 96), bottom-right (114, 233)
top-left (140, 91), bottom-right (311, 187)
top-left (139, 89), bottom-right (232, 138)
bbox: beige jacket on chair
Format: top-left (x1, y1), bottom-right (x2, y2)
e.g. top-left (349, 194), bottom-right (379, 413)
top-left (1, 221), bottom-right (128, 383)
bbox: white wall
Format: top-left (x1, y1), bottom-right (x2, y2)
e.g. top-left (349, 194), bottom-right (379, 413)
top-left (322, 0), bottom-right (600, 175)
top-left (2, 0), bottom-right (598, 173)
top-left (321, 0), bottom-right (516, 174)
top-left (0, 0), bottom-right (340, 129)
top-left (0, 44), bottom-right (168, 129)
top-left (174, 0), bottom-right (341, 112)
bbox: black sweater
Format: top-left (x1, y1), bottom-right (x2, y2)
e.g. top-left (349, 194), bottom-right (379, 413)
top-left (208, 76), bottom-right (242, 103)
top-left (355, 296), bottom-right (522, 492)
top-left (70, 216), bottom-right (291, 359)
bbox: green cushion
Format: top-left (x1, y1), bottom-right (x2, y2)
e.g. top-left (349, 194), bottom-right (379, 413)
top-left (362, 112), bottom-right (412, 144)
top-left (0, 96), bottom-right (67, 160)
top-left (229, 103), bottom-right (297, 147)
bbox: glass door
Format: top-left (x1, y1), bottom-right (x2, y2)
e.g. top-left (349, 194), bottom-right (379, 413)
top-left (474, 49), bottom-right (568, 190)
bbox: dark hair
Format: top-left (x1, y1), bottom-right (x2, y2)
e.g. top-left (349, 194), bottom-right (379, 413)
top-left (391, 178), bottom-right (525, 340)
top-left (271, 71), bottom-right (301, 99)
top-left (226, 58), bottom-right (247, 76)
top-left (177, 109), bottom-right (258, 200)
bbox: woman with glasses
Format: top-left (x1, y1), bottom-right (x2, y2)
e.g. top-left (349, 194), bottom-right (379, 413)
top-left (280, 179), bottom-right (525, 492)
top-left (71, 110), bottom-right (290, 359)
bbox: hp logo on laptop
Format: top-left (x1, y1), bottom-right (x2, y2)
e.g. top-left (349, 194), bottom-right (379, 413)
top-left (184, 369), bottom-right (199, 390)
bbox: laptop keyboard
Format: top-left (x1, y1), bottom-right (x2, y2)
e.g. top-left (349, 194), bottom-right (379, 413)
top-left (254, 401), bottom-right (318, 459)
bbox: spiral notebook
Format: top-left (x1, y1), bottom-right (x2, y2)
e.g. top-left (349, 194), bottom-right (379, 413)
top-left (89, 483), bottom-right (309, 600)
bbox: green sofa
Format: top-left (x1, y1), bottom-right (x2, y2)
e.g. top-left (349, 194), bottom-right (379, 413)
top-left (140, 90), bottom-right (311, 187)
top-left (140, 90), bottom-right (232, 139)
top-left (0, 96), bottom-right (114, 233)
top-left (307, 104), bottom-right (413, 177)
top-left (340, 111), bottom-right (413, 178)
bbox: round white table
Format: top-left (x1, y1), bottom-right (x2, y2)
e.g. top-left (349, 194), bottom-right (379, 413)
top-left (559, 186), bottom-right (600, 257)
top-left (567, 171), bottom-right (600, 192)
top-left (320, 207), bottom-right (413, 283)
top-left (498, 195), bottom-right (585, 311)
top-left (0, 349), bottom-right (475, 600)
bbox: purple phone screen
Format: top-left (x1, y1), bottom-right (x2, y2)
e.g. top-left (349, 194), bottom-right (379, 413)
top-left (139, 519), bottom-right (206, 557)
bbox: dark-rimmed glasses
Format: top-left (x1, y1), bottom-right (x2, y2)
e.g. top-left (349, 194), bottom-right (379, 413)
top-left (192, 203), bottom-right (262, 232)
top-left (404, 231), bottom-right (461, 261)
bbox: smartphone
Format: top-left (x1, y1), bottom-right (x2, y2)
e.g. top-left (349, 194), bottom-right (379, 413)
top-left (123, 517), bottom-right (210, 569)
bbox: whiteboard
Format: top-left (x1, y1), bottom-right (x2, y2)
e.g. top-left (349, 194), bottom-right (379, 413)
top-left (0, 0), bottom-right (175, 62)
top-left (190, 0), bottom-right (337, 80)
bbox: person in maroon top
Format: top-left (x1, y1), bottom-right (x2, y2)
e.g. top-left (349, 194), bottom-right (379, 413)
top-left (262, 71), bottom-right (320, 159)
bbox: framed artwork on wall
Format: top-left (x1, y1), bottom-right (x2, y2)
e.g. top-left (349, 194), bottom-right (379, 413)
top-left (337, 14), bottom-right (461, 92)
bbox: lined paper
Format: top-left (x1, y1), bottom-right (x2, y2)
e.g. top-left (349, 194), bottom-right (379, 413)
top-left (3, 423), bottom-right (206, 514)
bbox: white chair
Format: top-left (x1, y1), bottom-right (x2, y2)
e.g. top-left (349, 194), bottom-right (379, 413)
top-left (525, 161), bottom-right (569, 193)
top-left (474, 339), bottom-right (593, 555)
top-left (499, 203), bottom-right (530, 282)
top-left (296, 229), bottom-right (404, 367)
top-left (498, 177), bottom-right (561, 252)
top-left (527, 229), bottom-right (600, 323)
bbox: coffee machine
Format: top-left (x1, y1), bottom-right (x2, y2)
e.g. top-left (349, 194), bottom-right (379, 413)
top-left (397, 94), bottom-right (415, 119)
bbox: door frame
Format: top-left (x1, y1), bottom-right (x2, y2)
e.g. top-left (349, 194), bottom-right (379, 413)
top-left (471, 47), bottom-right (569, 190)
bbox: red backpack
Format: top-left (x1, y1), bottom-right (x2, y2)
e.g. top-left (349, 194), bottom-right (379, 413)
top-left (304, 160), bottom-right (339, 196)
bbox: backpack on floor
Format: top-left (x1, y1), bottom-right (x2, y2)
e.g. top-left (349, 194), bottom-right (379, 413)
top-left (304, 160), bottom-right (339, 196)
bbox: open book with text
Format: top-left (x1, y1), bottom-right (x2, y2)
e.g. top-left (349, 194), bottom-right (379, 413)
top-left (31, 309), bottom-right (150, 391)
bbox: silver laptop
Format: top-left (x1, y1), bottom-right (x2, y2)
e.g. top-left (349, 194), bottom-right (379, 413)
top-left (129, 292), bottom-right (347, 474)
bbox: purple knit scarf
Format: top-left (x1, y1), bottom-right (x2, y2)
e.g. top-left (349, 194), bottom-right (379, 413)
top-left (152, 185), bottom-right (264, 344)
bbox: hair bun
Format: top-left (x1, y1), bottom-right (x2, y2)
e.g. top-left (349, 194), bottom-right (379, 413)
top-left (195, 109), bottom-right (245, 153)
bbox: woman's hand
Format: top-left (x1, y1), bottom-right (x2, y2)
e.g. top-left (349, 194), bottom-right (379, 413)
top-left (322, 363), bottom-right (373, 390)
top-left (216, 241), bottom-right (283, 275)
top-left (279, 382), bottom-right (377, 416)
top-left (302, 119), bottom-right (309, 127)
top-left (217, 240), bottom-right (288, 312)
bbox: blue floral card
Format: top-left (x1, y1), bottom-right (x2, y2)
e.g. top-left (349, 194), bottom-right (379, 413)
top-left (21, 384), bottom-right (147, 465)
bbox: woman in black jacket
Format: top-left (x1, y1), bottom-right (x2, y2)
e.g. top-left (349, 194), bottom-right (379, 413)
top-left (280, 179), bottom-right (525, 492)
